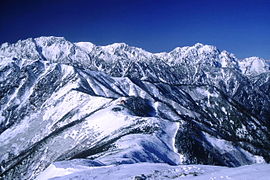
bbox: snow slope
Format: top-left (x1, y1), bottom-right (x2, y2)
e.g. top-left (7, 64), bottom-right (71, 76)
top-left (37, 161), bottom-right (270, 180)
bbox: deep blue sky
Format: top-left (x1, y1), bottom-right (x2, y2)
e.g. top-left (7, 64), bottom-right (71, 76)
top-left (1, 0), bottom-right (270, 59)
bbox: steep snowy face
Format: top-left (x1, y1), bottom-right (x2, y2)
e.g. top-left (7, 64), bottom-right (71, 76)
top-left (99, 42), bottom-right (152, 61)
top-left (0, 37), bottom-right (92, 67)
top-left (74, 42), bottom-right (95, 53)
top-left (156, 43), bottom-right (238, 68)
top-left (239, 56), bottom-right (270, 76)
top-left (0, 38), bottom-right (42, 60)
top-left (0, 37), bottom-right (269, 180)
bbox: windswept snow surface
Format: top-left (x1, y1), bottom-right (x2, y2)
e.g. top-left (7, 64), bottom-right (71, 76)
top-left (37, 162), bottom-right (270, 180)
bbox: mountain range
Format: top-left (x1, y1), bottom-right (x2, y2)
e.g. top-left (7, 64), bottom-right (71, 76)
top-left (0, 36), bottom-right (269, 179)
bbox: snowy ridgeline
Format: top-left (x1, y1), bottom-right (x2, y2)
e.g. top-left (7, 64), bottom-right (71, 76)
top-left (0, 37), bottom-right (269, 180)
top-left (0, 36), bottom-right (269, 78)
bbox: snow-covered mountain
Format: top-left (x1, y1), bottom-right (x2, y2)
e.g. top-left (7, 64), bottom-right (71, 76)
top-left (0, 36), bottom-right (269, 180)
top-left (239, 56), bottom-right (270, 76)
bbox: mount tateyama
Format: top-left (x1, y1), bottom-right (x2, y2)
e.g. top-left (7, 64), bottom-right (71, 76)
top-left (0, 36), bottom-right (269, 179)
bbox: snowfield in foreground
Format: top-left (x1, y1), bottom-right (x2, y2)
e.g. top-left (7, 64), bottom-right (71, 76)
top-left (37, 161), bottom-right (270, 180)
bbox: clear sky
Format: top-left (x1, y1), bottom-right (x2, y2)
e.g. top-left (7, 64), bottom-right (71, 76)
top-left (1, 0), bottom-right (270, 59)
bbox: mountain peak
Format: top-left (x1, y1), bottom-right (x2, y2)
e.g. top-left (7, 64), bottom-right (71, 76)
top-left (239, 56), bottom-right (270, 75)
top-left (101, 42), bottom-right (129, 52)
top-left (194, 42), bottom-right (204, 47)
top-left (75, 42), bottom-right (95, 53)
top-left (35, 36), bottom-right (66, 42)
